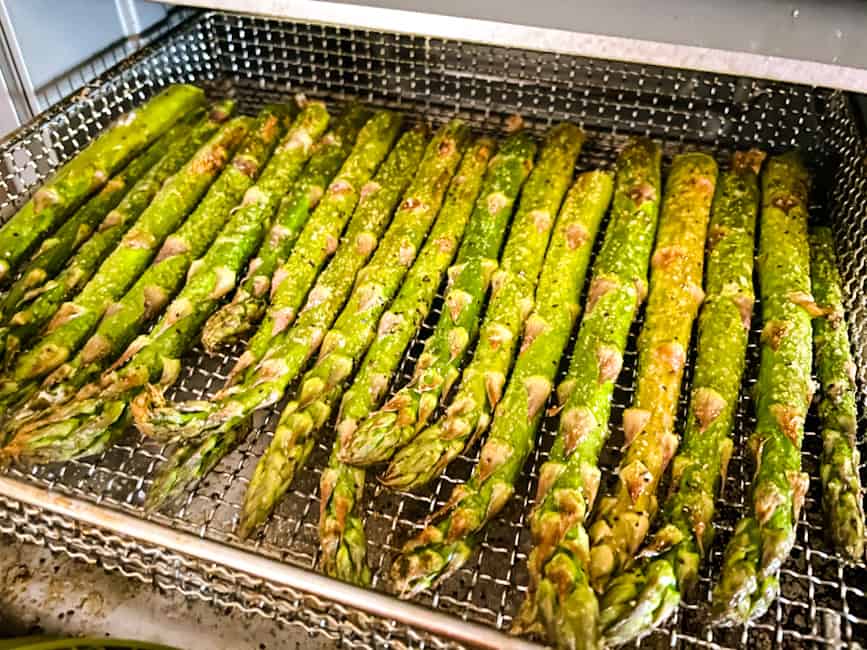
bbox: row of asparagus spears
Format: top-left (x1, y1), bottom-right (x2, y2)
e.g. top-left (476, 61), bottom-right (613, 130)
top-left (0, 84), bottom-right (861, 649)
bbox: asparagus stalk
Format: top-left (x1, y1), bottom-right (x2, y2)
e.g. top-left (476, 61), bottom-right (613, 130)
top-left (0, 123), bottom-right (183, 324)
top-left (1, 103), bottom-right (233, 364)
top-left (1, 116), bottom-right (251, 402)
top-left (339, 130), bottom-right (537, 466)
top-left (138, 123), bottom-right (429, 510)
top-left (510, 138), bottom-right (662, 648)
top-left (810, 226), bottom-right (864, 560)
top-left (586, 153), bottom-right (717, 593)
top-left (596, 151), bottom-right (763, 646)
top-left (1, 146), bottom-right (296, 465)
top-left (201, 105), bottom-right (372, 352)
top-left (380, 123), bottom-right (584, 491)
top-left (9, 105), bottom-right (296, 423)
top-left (258, 135), bottom-right (489, 583)
top-left (391, 170), bottom-right (613, 599)
top-left (0, 84), bottom-right (206, 282)
top-left (233, 120), bottom-right (472, 538)
top-left (711, 152), bottom-right (814, 624)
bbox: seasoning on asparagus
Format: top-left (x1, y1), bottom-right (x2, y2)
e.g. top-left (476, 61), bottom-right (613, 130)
top-left (0, 144), bottom-right (302, 464)
top-left (232, 121), bottom-right (471, 538)
top-left (510, 138), bottom-right (662, 649)
top-left (586, 153), bottom-right (717, 593)
top-left (711, 152), bottom-right (814, 624)
top-left (9, 105), bottom-right (295, 424)
top-left (0, 115), bottom-right (251, 409)
top-left (264, 135), bottom-right (489, 583)
top-left (0, 84), bottom-right (206, 283)
top-left (138, 123), bottom-right (427, 510)
top-left (201, 104), bottom-right (372, 352)
top-left (379, 123), bottom-right (585, 491)
top-left (339, 130), bottom-right (537, 466)
top-left (1, 102), bottom-right (233, 367)
top-left (596, 150), bottom-right (763, 646)
top-left (0, 119), bottom-right (189, 325)
top-left (391, 170), bottom-right (613, 599)
top-left (809, 226), bottom-right (864, 561)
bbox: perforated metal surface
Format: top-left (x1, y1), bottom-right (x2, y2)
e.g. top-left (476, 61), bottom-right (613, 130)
top-left (0, 10), bottom-right (865, 649)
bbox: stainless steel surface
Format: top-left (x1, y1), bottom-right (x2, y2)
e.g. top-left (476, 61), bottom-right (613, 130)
top-left (0, 535), bottom-right (333, 649)
top-left (160, 0), bottom-right (867, 93)
top-left (0, 10), bottom-right (865, 649)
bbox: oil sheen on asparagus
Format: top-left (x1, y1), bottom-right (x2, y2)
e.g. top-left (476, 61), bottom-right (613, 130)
top-left (712, 151), bottom-right (814, 624)
top-left (512, 138), bottom-right (662, 650)
top-left (597, 150), bottom-right (763, 646)
top-left (587, 153), bottom-right (717, 593)
top-left (809, 226), bottom-right (864, 560)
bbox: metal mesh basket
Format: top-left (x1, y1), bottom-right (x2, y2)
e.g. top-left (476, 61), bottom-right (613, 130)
top-left (0, 10), bottom-right (865, 649)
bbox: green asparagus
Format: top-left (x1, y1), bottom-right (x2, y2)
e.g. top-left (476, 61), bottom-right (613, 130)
top-left (8, 105), bottom-right (294, 424)
top-left (0, 122), bottom-right (185, 325)
top-left (1, 102), bottom-right (233, 365)
top-left (596, 150), bottom-right (763, 646)
top-left (1, 140), bottom-right (298, 464)
top-left (339, 130), bottom-right (537, 466)
top-left (380, 123), bottom-right (585, 491)
top-left (587, 153), bottom-right (717, 593)
top-left (510, 138), bottom-right (662, 648)
top-left (201, 104), bottom-right (372, 352)
top-left (810, 226), bottom-right (864, 560)
top-left (1, 116), bottom-right (251, 404)
top-left (233, 120), bottom-right (471, 538)
top-left (711, 152), bottom-right (814, 623)
top-left (390, 170), bottom-right (613, 599)
top-left (270, 134), bottom-right (489, 583)
top-left (0, 84), bottom-right (205, 282)
top-left (137, 123), bottom-right (427, 510)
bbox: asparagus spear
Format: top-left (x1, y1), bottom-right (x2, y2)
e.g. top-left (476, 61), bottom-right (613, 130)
top-left (380, 123), bottom-right (584, 491)
top-left (391, 170), bottom-right (613, 599)
top-left (201, 105), bottom-right (372, 352)
top-left (1, 116), bottom-right (251, 401)
top-left (1, 146), bottom-right (296, 465)
top-left (596, 151), bottom-right (763, 646)
top-left (233, 120), bottom-right (472, 538)
top-left (1, 103), bottom-right (232, 364)
top-left (587, 153), bottom-right (717, 593)
top-left (9, 105), bottom-right (296, 423)
top-left (138, 123), bottom-right (429, 511)
top-left (0, 123), bottom-right (183, 325)
top-left (711, 152), bottom-right (814, 624)
top-left (339, 130), bottom-right (537, 466)
top-left (510, 138), bottom-right (662, 648)
top-left (0, 84), bottom-right (206, 282)
top-left (810, 226), bottom-right (864, 560)
top-left (253, 135), bottom-right (489, 582)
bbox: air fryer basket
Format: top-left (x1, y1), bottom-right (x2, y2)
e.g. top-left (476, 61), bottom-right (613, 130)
top-left (0, 10), bottom-right (865, 649)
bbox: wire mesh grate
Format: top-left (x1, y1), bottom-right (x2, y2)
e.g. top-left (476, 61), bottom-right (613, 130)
top-left (0, 10), bottom-right (865, 649)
